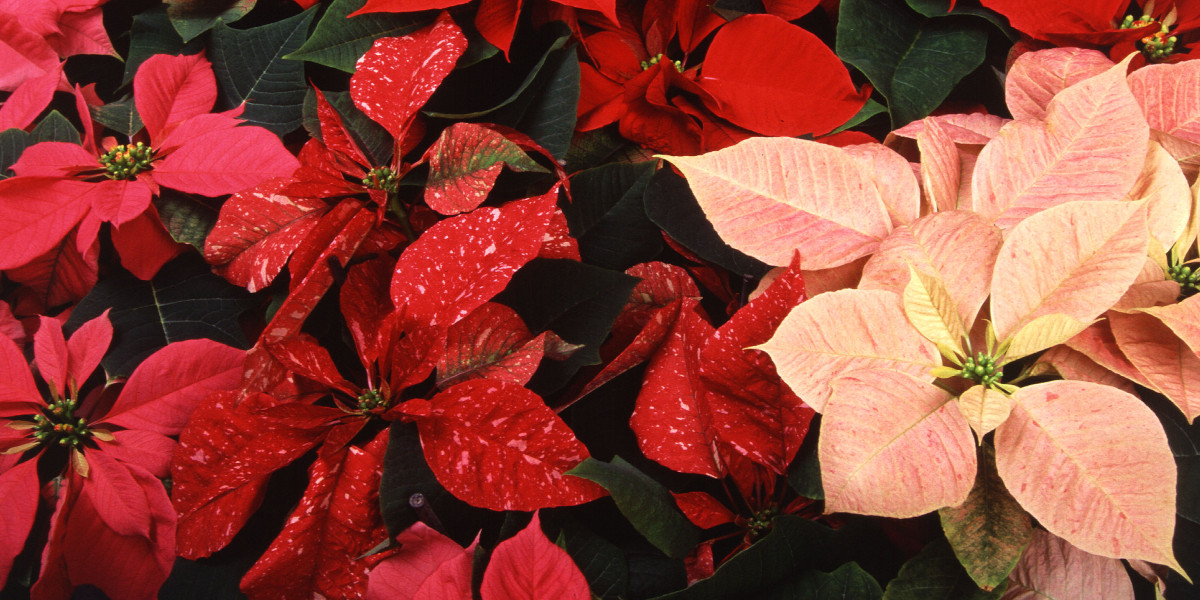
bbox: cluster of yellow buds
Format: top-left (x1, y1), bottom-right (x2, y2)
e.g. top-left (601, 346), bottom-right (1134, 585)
top-left (99, 141), bottom-right (156, 180)
top-left (362, 166), bottom-right (400, 195)
top-left (1120, 13), bottom-right (1179, 60)
top-left (640, 54), bottom-right (684, 72)
top-left (32, 398), bottom-right (92, 448)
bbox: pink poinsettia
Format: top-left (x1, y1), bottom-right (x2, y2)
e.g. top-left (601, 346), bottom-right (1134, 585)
top-left (0, 51), bottom-right (298, 281)
top-left (0, 312), bottom-right (245, 599)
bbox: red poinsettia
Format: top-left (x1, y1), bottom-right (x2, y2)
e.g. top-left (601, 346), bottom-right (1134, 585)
top-left (0, 51), bottom-right (298, 282)
top-left (350, 0), bottom-right (619, 58)
top-left (577, 0), bottom-right (869, 154)
top-left (980, 0), bottom-right (1200, 63)
top-left (0, 0), bottom-right (115, 92)
top-left (0, 313), bottom-right (244, 599)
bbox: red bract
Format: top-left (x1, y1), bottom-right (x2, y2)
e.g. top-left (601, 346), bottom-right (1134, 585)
top-left (0, 313), bottom-right (245, 599)
top-left (0, 52), bottom-right (298, 281)
top-left (631, 254), bottom-right (815, 477)
top-left (577, 0), bottom-right (867, 154)
top-left (350, 0), bottom-right (618, 58)
top-left (366, 513), bottom-right (591, 599)
top-left (0, 0), bottom-right (114, 92)
top-left (980, 0), bottom-right (1200, 63)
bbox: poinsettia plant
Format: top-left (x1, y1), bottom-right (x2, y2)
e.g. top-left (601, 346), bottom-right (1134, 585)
top-left (3, 0), bottom-right (1200, 598)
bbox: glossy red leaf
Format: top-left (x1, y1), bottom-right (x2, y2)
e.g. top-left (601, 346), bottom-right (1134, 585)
top-left (241, 430), bottom-right (390, 600)
top-left (172, 392), bottom-right (334, 558)
top-left (423, 122), bottom-right (547, 215)
top-left (6, 228), bottom-right (99, 313)
top-left (630, 303), bottom-right (723, 478)
top-left (573, 262), bottom-right (701, 402)
top-left (699, 256), bottom-right (813, 472)
top-left (134, 52), bottom-right (216, 142)
top-left (63, 309), bottom-right (110, 389)
top-left (437, 303), bottom-right (550, 389)
top-left (341, 256), bottom-right (396, 367)
top-left (261, 200), bottom-right (377, 344)
top-left (0, 61), bottom-right (62, 130)
top-left (313, 87), bottom-right (371, 167)
top-left (672, 491), bottom-right (737, 529)
top-left (405, 379), bottom-right (605, 511)
top-left (698, 15), bottom-right (867, 137)
top-left (0, 458), bottom-right (39, 584)
top-left (101, 338), bottom-right (245, 436)
top-left (0, 332), bottom-right (40, 418)
top-left (34, 314), bottom-right (69, 397)
top-left (205, 178), bottom-right (327, 293)
top-left (391, 193), bottom-right (557, 328)
top-left (365, 522), bottom-right (475, 600)
top-left (59, 463), bottom-right (176, 600)
top-left (350, 12), bottom-right (467, 145)
top-left (480, 512), bottom-right (590, 600)
top-left (153, 126), bottom-right (301, 197)
top-left (0, 176), bottom-right (95, 271)
top-left (84, 448), bottom-right (153, 538)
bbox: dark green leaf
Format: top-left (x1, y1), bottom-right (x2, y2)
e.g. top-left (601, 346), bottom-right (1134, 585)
top-left (155, 191), bottom-right (219, 251)
top-left (566, 456), bottom-right (699, 560)
top-left (837, 0), bottom-right (987, 127)
top-left (561, 161), bottom-right (660, 270)
top-left (65, 254), bottom-right (254, 377)
top-left (764, 563), bottom-right (883, 600)
top-left (565, 128), bottom-right (642, 172)
top-left (1146, 392), bottom-right (1200, 526)
top-left (882, 539), bottom-right (1007, 599)
top-left (937, 445), bottom-right (1031, 590)
top-left (167, 0), bottom-right (256, 43)
top-left (905, 0), bottom-right (1014, 33)
top-left (30, 111), bottom-right (80, 145)
top-left (0, 128), bottom-right (32, 178)
top-left (379, 421), bottom-right (488, 548)
top-left (497, 44), bottom-right (581, 159)
top-left (210, 8), bottom-right (315, 136)
top-left (125, 6), bottom-right (203, 85)
top-left (302, 89), bottom-right (393, 166)
top-left (285, 0), bottom-right (428, 72)
top-left (90, 97), bottom-right (144, 137)
top-left (493, 258), bottom-right (637, 394)
top-left (555, 521), bottom-right (630, 599)
top-left (787, 425), bottom-right (824, 500)
top-left (651, 516), bottom-right (890, 600)
top-left (831, 98), bottom-right (888, 135)
top-left (643, 168), bottom-right (770, 278)
top-left (425, 27), bottom-right (572, 119)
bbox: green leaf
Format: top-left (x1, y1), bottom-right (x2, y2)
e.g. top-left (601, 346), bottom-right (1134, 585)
top-left (937, 445), bottom-right (1031, 590)
top-left (836, 0), bottom-right (987, 127)
top-left (167, 0), bottom-right (256, 43)
top-left (91, 97), bottom-right (144, 137)
top-left (787, 429), bottom-right (824, 500)
top-left (764, 563), bottom-right (883, 600)
top-left (905, 0), bottom-right (1015, 33)
top-left (566, 456), bottom-right (699, 560)
top-left (155, 191), bottom-right (219, 251)
top-left (882, 539), bottom-right (1008, 599)
top-left (831, 98), bottom-right (888, 135)
top-left (125, 6), bottom-right (203, 85)
top-left (643, 167), bottom-right (770, 278)
top-left (561, 161), bottom-right (661, 271)
top-left (379, 421), bottom-right (488, 547)
top-left (497, 44), bottom-right (581, 160)
top-left (302, 89), bottom-right (393, 166)
top-left (285, 0), bottom-right (428, 72)
top-left (493, 258), bottom-right (637, 394)
top-left (64, 254), bottom-right (254, 376)
top-left (424, 26), bottom-right (572, 119)
top-left (0, 128), bottom-right (32, 178)
top-left (555, 519), bottom-right (630, 600)
top-left (30, 111), bottom-right (80, 145)
top-left (210, 8), bottom-right (315, 136)
top-left (651, 517), bottom-right (886, 600)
